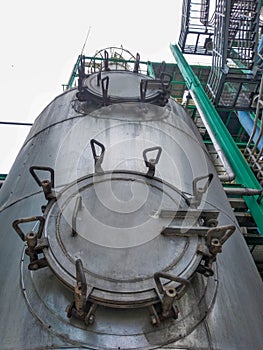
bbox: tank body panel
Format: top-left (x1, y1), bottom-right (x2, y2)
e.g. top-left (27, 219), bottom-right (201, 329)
top-left (0, 80), bottom-right (263, 350)
top-left (1, 91), bottom-right (224, 211)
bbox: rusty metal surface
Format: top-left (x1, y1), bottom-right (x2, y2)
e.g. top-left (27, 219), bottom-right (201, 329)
top-left (0, 75), bottom-right (263, 349)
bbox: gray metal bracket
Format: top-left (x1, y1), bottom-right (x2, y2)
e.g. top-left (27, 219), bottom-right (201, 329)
top-left (197, 224), bottom-right (236, 276)
top-left (160, 208), bottom-right (219, 237)
top-left (150, 271), bottom-right (190, 325)
top-left (12, 216), bottom-right (48, 270)
top-left (66, 259), bottom-right (96, 326)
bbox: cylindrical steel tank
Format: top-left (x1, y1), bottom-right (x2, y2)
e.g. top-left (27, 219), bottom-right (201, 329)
top-left (0, 66), bottom-right (262, 350)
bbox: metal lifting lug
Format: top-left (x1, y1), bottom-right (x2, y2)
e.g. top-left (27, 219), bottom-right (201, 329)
top-left (133, 53), bottom-right (140, 73)
top-left (197, 224), bottom-right (236, 277)
top-left (12, 216), bottom-right (48, 270)
top-left (158, 61), bottom-right (166, 78)
top-left (101, 76), bottom-right (109, 106)
top-left (29, 166), bottom-right (56, 201)
top-left (140, 72), bottom-right (172, 106)
top-left (159, 72), bottom-right (172, 106)
top-left (104, 50), bottom-right (110, 71)
top-left (66, 259), bottom-right (97, 326)
top-left (151, 271), bottom-right (190, 325)
top-left (143, 146), bottom-right (162, 178)
top-left (97, 71), bottom-right (101, 87)
top-left (90, 139), bottom-right (105, 173)
top-left (189, 174), bottom-right (213, 208)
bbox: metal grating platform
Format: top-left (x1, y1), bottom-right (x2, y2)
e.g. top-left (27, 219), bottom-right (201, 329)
top-left (206, 0), bottom-right (261, 109)
top-left (178, 0), bottom-right (214, 55)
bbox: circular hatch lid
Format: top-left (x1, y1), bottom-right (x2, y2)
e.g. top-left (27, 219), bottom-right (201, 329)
top-left (82, 70), bottom-right (161, 103)
top-left (43, 171), bottom-right (203, 307)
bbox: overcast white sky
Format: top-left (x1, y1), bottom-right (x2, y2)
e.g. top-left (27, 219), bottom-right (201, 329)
top-left (0, 0), bottom-right (187, 173)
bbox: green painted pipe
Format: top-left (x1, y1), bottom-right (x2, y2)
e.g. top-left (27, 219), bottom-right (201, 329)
top-left (170, 43), bottom-right (263, 234)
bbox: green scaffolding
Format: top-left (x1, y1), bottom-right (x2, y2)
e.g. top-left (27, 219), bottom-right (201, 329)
top-left (170, 44), bottom-right (263, 235)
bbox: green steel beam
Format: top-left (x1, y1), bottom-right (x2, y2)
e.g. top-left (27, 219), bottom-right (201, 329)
top-left (225, 111), bottom-right (233, 129)
top-left (147, 62), bottom-right (156, 78)
top-left (170, 44), bottom-right (263, 234)
top-left (203, 140), bottom-right (249, 148)
top-left (67, 54), bottom-right (82, 89)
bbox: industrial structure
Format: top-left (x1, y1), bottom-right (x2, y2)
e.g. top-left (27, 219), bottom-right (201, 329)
top-left (177, 0), bottom-right (263, 277)
top-left (62, 0), bottom-right (263, 278)
top-left (0, 0), bottom-right (263, 349)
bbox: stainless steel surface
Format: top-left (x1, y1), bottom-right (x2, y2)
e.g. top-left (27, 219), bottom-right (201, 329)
top-left (0, 68), bottom-right (262, 349)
